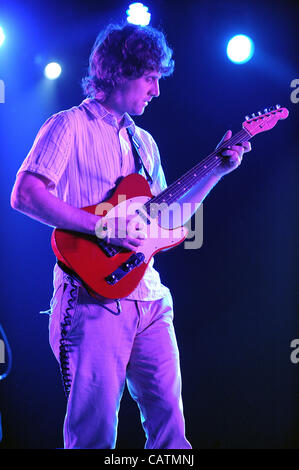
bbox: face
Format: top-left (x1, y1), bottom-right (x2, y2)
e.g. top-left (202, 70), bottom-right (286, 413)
top-left (113, 70), bottom-right (161, 116)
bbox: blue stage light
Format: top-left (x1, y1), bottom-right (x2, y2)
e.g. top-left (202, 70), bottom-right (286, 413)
top-left (126, 3), bottom-right (151, 26)
top-left (226, 34), bottom-right (254, 64)
top-left (44, 62), bottom-right (62, 80)
top-left (0, 27), bottom-right (5, 47)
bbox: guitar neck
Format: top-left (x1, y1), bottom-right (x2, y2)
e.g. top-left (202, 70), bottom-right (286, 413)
top-left (148, 128), bottom-right (252, 208)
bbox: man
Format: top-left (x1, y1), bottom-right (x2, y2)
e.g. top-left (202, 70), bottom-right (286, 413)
top-left (10, 23), bottom-right (251, 449)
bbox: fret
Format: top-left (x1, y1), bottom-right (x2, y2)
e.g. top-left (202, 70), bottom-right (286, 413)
top-left (145, 128), bottom-right (251, 212)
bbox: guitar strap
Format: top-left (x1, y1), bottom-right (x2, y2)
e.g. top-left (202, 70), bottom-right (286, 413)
top-left (126, 127), bottom-right (153, 184)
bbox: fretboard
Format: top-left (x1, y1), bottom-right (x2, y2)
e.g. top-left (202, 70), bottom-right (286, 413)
top-left (145, 128), bottom-right (251, 210)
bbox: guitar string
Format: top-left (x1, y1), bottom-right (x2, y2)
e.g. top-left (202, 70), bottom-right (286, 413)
top-left (150, 109), bottom-right (286, 208)
top-left (99, 111), bottom-right (283, 255)
top-left (100, 129), bottom-right (250, 253)
top-left (145, 129), bottom-right (251, 210)
top-left (148, 130), bottom-right (250, 207)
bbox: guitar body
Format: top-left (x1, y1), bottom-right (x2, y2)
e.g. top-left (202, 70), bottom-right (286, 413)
top-left (51, 173), bottom-right (188, 299)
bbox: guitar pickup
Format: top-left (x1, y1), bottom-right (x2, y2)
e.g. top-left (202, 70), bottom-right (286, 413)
top-left (105, 252), bottom-right (145, 285)
top-left (97, 239), bottom-right (122, 257)
top-left (135, 208), bottom-right (151, 225)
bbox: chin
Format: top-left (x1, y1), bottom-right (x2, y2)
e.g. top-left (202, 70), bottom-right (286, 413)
top-left (131, 111), bottom-right (143, 117)
top-left (130, 105), bottom-right (145, 116)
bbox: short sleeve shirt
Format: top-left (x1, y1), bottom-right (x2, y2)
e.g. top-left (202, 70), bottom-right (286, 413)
top-left (17, 98), bottom-right (170, 300)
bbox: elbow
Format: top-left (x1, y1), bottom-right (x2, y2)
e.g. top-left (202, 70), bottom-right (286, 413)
top-left (10, 172), bottom-right (50, 214)
top-left (10, 186), bottom-right (30, 212)
top-left (10, 187), bottom-right (20, 210)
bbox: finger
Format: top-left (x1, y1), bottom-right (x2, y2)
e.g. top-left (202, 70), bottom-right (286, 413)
top-left (226, 145), bottom-right (243, 151)
top-left (135, 221), bottom-right (146, 230)
top-left (137, 231), bottom-right (147, 239)
top-left (241, 141), bottom-right (251, 152)
top-left (234, 142), bottom-right (251, 153)
top-left (127, 237), bottom-right (145, 251)
top-left (216, 130), bottom-right (232, 149)
top-left (117, 237), bottom-right (141, 250)
top-left (127, 222), bottom-right (147, 239)
top-left (129, 231), bottom-right (144, 244)
top-left (222, 130), bottom-right (232, 142)
top-left (230, 157), bottom-right (241, 167)
top-left (221, 150), bottom-right (242, 166)
top-left (226, 145), bottom-right (245, 157)
top-left (221, 149), bottom-right (238, 157)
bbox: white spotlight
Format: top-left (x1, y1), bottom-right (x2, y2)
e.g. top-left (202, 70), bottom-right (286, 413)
top-left (44, 62), bottom-right (62, 80)
top-left (0, 27), bottom-right (5, 47)
top-left (126, 3), bottom-right (151, 26)
top-left (226, 34), bottom-right (254, 64)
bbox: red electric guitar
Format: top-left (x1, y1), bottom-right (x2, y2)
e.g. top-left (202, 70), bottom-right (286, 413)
top-left (51, 105), bottom-right (289, 299)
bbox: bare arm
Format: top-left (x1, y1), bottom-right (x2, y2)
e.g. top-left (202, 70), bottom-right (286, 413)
top-left (10, 171), bottom-right (146, 250)
top-left (179, 131), bottom-right (252, 207)
top-left (10, 172), bottom-right (99, 235)
top-left (163, 131), bottom-right (252, 227)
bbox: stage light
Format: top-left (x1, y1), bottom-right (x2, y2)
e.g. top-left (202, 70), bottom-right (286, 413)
top-left (44, 62), bottom-right (62, 80)
top-left (226, 34), bottom-right (254, 64)
top-left (126, 3), bottom-right (151, 26)
top-left (0, 27), bottom-right (5, 47)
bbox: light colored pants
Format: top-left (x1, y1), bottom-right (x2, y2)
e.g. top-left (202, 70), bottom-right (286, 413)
top-left (48, 271), bottom-right (191, 449)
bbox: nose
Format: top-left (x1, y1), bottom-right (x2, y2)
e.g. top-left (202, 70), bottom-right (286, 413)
top-left (151, 79), bottom-right (160, 98)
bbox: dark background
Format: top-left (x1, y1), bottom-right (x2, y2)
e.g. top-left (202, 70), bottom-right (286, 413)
top-left (0, 0), bottom-right (298, 449)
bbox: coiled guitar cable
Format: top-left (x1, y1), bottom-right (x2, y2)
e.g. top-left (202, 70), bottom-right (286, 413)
top-left (57, 266), bottom-right (122, 398)
top-left (59, 275), bottom-right (78, 399)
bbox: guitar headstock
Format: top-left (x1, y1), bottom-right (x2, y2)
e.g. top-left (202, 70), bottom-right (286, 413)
top-left (242, 105), bottom-right (289, 136)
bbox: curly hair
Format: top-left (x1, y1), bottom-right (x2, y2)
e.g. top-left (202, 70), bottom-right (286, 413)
top-left (82, 23), bottom-right (174, 99)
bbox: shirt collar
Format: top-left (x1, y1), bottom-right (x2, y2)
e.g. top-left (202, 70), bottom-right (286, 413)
top-left (83, 98), bottom-right (136, 133)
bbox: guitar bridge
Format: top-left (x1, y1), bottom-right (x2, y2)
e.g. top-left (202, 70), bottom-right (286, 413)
top-left (105, 252), bottom-right (145, 285)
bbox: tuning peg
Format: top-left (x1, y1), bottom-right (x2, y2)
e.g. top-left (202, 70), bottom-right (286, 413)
top-left (245, 115), bottom-right (250, 120)
top-left (257, 111), bottom-right (262, 115)
top-left (275, 104), bottom-right (281, 109)
top-left (263, 108), bottom-right (268, 113)
top-left (251, 113), bottom-right (256, 118)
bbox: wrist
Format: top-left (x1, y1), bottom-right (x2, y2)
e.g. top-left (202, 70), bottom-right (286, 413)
top-left (94, 216), bottom-right (111, 242)
top-left (208, 169), bottom-right (223, 183)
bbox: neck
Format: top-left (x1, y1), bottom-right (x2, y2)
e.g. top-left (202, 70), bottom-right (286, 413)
top-left (98, 93), bottom-right (125, 125)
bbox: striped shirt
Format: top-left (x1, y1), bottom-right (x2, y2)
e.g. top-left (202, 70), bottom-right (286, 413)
top-left (17, 98), bottom-right (170, 300)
